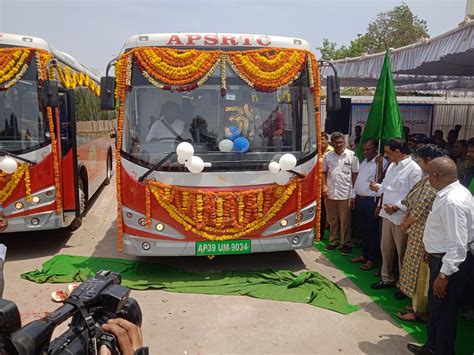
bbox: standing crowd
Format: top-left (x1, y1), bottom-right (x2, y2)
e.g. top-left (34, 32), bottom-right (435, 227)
top-left (321, 127), bottom-right (474, 355)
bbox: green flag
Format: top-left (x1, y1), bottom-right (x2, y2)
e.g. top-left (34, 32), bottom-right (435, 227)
top-left (355, 50), bottom-right (404, 158)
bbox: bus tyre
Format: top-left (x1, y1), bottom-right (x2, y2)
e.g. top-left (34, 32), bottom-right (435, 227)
top-left (69, 179), bottom-right (87, 231)
top-left (103, 152), bottom-right (112, 186)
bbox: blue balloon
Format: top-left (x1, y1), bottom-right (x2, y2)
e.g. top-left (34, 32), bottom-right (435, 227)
top-left (224, 125), bottom-right (240, 141)
top-left (233, 137), bottom-right (250, 153)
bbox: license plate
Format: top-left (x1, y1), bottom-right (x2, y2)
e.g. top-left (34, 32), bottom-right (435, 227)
top-left (195, 240), bottom-right (251, 256)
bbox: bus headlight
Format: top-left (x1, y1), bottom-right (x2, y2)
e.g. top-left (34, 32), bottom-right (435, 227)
top-left (142, 242), bottom-right (151, 251)
top-left (280, 219), bottom-right (288, 227)
top-left (155, 223), bottom-right (165, 231)
top-left (14, 202), bottom-right (24, 210)
top-left (31, 218), bottom-right (40, 226)
top-left (138, 218), bottom-right (146, 226)
top-left (31, 196), bottom-right (41, 204)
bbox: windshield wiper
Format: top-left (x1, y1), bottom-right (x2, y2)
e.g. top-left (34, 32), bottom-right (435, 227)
top-left (0, 150), bottom-right (37, 166)
top-left (138, 151), bottom-right (175, 182)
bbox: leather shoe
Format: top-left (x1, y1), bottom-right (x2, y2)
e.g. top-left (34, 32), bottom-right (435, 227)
top-left (394, 289), bottom-right (407, 300)
top-left (325, 244), bottom-right (339, 251)
top-left (370, 280), bottom-right (395, 290)
top-left (407, 343), bottom-right (433, 354)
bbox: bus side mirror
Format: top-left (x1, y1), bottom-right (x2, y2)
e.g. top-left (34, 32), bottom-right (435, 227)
top-left (42, 80), bottom-right (59, 108)
top-left (100, 76), bottom-right (116, 110)
top-left (326, 75), bottom-right (341, 112)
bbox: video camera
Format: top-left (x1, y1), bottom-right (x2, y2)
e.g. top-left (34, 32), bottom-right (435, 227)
top-left (0, 270), bottom-right (142, 354)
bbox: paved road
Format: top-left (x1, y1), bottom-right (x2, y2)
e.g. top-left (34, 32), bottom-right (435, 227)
top-left (1, 180), bottom-right (412, 354)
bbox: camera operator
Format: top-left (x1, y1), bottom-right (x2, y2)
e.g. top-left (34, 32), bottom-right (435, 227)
top-left (99, 318), bottom-right (149, 355)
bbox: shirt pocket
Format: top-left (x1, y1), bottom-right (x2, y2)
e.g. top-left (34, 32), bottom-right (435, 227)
top-left (341, 162), bottom-right (352, 175)
top-left (391, 179), bottom-right (405, 192)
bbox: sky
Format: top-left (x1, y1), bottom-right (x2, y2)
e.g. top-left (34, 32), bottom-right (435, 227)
top-left (0, 0), bottom-right (468, 72)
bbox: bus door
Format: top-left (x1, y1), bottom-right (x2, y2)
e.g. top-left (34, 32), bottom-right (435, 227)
top-left (58, 90), bottom-right (80, 218)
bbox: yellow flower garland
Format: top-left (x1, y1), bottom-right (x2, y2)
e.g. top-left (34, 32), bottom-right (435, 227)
top-left (54, 63), bottom-right (100, 96)
top-left (145, 179), bottom-right (301, 241)
top-left (0, 165), bottom-right (32, 205)
top-left (0, 48), bottom-right (34, 89)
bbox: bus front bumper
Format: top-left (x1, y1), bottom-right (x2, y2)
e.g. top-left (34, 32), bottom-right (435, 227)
top-left (0, 211), bottom-right (72, 233)
top-left (122, 228), bottom-right (315, 256)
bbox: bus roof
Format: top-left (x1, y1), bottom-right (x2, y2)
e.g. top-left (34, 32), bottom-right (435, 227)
top-left (0, 32), bottom-right (99, 82)
top-left (121, 33), bottom-right (311, 53)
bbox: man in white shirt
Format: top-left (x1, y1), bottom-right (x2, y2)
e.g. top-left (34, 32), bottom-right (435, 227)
top-left (145, 101), bottom-right (191, 143)
top-left (350, 139), bottom-right (389, 270)
top-left (369, 138), bottom-right (422, 290)
top-left (407, 157), bottom-right (474, 355)
top-left (322, 132), bottom-right (359, 255)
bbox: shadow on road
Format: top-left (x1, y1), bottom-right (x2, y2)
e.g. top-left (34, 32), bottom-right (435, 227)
top-left (358, 333), bottom-right (412, 354)
top-left (0, 228), bottom-right (73, 262)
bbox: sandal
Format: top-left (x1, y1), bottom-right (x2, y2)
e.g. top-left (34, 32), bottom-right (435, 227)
top-left (405, 305), bottom-right (414, 312)
top-left (351, 256), bottom-right (367, 263)
top-left (360, 261), bottom-right (376, 271)
top-left (396, 311), bottom-right (427, 323)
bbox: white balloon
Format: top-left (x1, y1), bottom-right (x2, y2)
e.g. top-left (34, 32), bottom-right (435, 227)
top-left (218, 139), bottom-right (234, 152)
top-left (177, 155), bottom-right (188, 165)
top-left (279, 153), bottom-right (297, 171)
top-left (176, 142), bottom-right (194, 159)
top-left (1, 157), bottom-right (18, 174)
top-left (187, 156), bottom-right (204, 174)
top-left (275, 171), bottom-right (290, 186)
top-left (268, 161), bottom-right (281, 174)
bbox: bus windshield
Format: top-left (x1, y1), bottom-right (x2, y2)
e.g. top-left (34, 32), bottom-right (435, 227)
top-left (0, 61), bottom-right (48, 154)
top-left (122, 64), bottom-right (317, 170)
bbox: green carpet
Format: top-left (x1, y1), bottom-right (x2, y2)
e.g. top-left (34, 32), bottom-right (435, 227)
top-left (22, 254), bottom-right (360, 315)
top-left (315, 239), bottom-right (474, 355)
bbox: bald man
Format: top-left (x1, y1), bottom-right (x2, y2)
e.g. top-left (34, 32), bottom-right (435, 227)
top-left (407, 157), bottom-right (474, 355)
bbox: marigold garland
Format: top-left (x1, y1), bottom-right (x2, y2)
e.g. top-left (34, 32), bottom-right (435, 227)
top-left (0, 48), bottom-right (35, 89)
top-left (46, 107), bottom-right (62, 214)
top-left (145, 184), bottom-right (151, 228)
top-left (307, 52), bottom-right (323, 241)
top-left (226, 49), bottom-right (307, 92)
top-left (144, 179), bottom-right (301, 241)
top-left (0, 165), bottom-right (32, 205)
top-left (54, 63), bottom-right (100, 96)
top-left (133, 48), bottom-right (221, 86)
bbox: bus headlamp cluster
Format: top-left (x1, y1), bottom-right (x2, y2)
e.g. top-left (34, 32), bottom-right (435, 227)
top-left (14, 195), bottom-right (41, 210)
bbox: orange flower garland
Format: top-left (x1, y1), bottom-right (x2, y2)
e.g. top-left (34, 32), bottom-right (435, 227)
top-left (307, 52), bottom-right (323, 241)
top-left (114, 53), bottom-right (132, 251)
top-left (34, 50), bottom-right (63, 214)
top-left (133, 48), bottom-right (221, 87)
top-left (144, 179), bottom-right (301, 241)
top-left (226, 49), bottom-right (307, 92)
top-left (46, 107), bottom-right (62, 214)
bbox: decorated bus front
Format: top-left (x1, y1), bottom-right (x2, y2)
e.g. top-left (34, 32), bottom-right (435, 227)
top-left (0, 42), bottom-right (66, 232)
top-left (110, 33), bottom-right (323, 256)
top-left (0, 33), bottom-right (109, 233)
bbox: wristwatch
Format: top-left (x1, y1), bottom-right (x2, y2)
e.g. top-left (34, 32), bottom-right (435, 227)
top-left (439, 272), bottom-right (447, 279)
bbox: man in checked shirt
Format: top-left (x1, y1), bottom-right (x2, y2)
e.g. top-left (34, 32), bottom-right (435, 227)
top-left (407, 157), bottom-right (474, 355)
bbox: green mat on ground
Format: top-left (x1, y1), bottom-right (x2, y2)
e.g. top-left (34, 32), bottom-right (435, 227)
top-left (315, 238), bottom-right (474, 355)
top-left (21, 254), bottom-right (360, 315)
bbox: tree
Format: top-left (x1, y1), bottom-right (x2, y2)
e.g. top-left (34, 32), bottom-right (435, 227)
top-left (318, 3), bottom-right (429, 60)
top-left (318, 35), bottom-right (365, 60)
